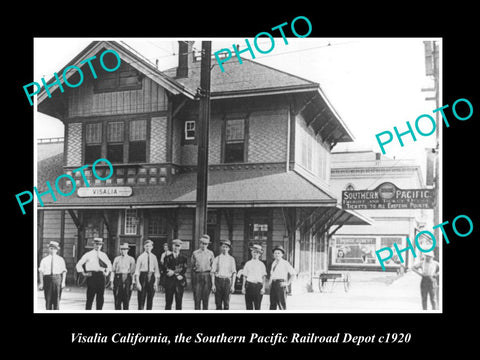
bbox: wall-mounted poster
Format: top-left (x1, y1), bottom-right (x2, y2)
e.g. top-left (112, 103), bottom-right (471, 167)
top-left (332, 236), bottom-right (405, 267)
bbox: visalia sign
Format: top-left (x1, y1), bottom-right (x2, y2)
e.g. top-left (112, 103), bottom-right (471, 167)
top-left (77, 186), bottom-right (133, 197)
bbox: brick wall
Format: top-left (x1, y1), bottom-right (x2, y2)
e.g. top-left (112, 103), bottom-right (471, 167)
top-left (66, 122), bottom-right (82, 166)
top-left (248, 108), bottom-right (288, 163)
top-left (150, 116), bottom-right (167, 163)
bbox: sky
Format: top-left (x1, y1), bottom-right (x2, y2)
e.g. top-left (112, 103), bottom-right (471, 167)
top-left (33, 37), bottom-right (441, 177)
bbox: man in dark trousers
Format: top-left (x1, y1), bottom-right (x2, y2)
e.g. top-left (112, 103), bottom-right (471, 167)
top-left (411, 252), bottom-right (439, 310)
top-left (242, 244), bottom-right (267, 310)
top-left (38, 241), bottom-right (67, 310)
top-left (269, 245), bottom-right (296, 310)
top-left (163, 239), bottom-right (188, 310)
top-left (135, 239), bottom-right (160, 310)
top-left (191, 234), bottom-right (214, 310)
top-left (75, 237), bottom-right (112, 310)
top-left (211, 239), bottom-right (237, 310)
top-left (110, 243), bottom-right (136, 310)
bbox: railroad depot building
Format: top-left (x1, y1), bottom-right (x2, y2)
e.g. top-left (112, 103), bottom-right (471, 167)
top-left (329, 147), bottom-right (435, 271)
top-left (36, 40), bottom-right (370, 292)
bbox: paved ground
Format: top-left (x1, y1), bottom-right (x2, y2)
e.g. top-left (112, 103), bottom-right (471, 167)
top-left (36, 270), bottom-right (439, 312)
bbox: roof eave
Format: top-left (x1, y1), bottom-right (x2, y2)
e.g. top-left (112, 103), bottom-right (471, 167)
top-left (316, 87), bottom-right (355, 143)
top-left (211, 84), bottom-right (319, 99)
top-left (37, 41), bottom-right (196, 106)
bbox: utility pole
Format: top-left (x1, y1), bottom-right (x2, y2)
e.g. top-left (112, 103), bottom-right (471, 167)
top-left (194, 41), bottom-right (212, 247)
top-left (422, 40), bottom-right (440, 260)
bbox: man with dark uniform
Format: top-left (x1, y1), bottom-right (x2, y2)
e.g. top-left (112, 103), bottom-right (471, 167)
top-left (191, 234), bottom-right (214, 310)
top-left (211, 239), bottom-right (236, 310)
top-left (163, 239), bottom-right (188, 310)
top-left (38, 241), bottom-right (67, 310)
top-left (75, 237), bottom-right (112, 310)
top-left (135, 239), bottom-right (160, 310)
top-left (110, 243), bottom-right (136, 310)
top-left (269, 245), bottom-right (296, 310)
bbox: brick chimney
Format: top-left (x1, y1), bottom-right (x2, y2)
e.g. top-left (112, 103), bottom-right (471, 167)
top-left (176, 41), bottom-right (194, 78)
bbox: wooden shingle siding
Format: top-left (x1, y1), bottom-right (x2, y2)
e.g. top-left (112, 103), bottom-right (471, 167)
top-left (66, 122), bottom-right (82, 166)
top-left (248, 109), bottom-right (288, 163)
top-left (150, 116), bottom-right (167, 163)
top-left (67, 75), bottom-right (167, 118)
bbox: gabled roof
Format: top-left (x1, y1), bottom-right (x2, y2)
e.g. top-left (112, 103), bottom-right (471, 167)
top-left (163, 56), bottom-right (319, 97)
top-left (37, 40), bottom-right (196, 104)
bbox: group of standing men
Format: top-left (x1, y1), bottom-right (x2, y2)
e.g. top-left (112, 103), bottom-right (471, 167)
top-left (39, 234), bottom-right (297, 311)
top-left (73, 237), bottom-right (188, 310)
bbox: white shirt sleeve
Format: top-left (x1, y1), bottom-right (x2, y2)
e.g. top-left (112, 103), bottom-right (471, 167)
top-left (75, 252), bottom-right (88, 273)
top-left (59, 256), bottom-right (67, 274)
top-left (38, 257), bottom-right (47, 274)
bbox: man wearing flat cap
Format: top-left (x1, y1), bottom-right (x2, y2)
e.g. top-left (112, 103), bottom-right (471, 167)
top-left (75, 237), bottom-right (112, 310)
top-left (269, 245), bottom-right (296, 310)
top-left (191, 234), bottom-right (215, 310)
top-left (38, 241), bottom-right (67, 310)
top-left (135, 239), bottom-right (160, 310)
top-left (211, 239), bottom-right (237, 310)
top-left (242, 244), bottom-right (267, 310)
top-left (163, 239), bottom-right (188, 310)
top-left (110, 243), bottom-right (136, 310)
top-left (411, 252), bottom-right (439, 310)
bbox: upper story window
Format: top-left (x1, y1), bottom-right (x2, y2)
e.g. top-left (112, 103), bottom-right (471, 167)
top-left (224, 118), bottom-right (246, 163)
top-left (83, 119), bottom-right (148, 164)
top-left (107, 121), bottom-right (124, 163)
top-left (94, 59), bottom-right (142, 93)
top-left (184, 120), bottom-right (196, 140)
top-left (129, 119), bottom-right (147, 163)
top-left (85, 122), bottom-right (102, 164)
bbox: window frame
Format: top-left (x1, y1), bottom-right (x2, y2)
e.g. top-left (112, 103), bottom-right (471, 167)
top-left (222, 116), bottom-right (248, 164)
top-left (82, 117), bottom-right (150, 165)
top-left (84, 122), bottom-right (103, 164)
top-left (184, 120), bottom-right (196, 141)
top-left (124, 209), bottom-right (138, 235)
top-left (106, 121), bottom-right (125, 164)
top-left (93, 61), bottom-right (142, 94)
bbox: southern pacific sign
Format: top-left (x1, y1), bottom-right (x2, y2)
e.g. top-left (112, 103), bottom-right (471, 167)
top-left (342, 182), bottom-right (435, 210)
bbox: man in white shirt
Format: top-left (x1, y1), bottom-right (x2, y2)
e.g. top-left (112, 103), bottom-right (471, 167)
top-left (38, 241), bottom-right (67, 310)
top-left (242, 244), bottom-right (267, 310)
top-left (191, 234), bottom-right (215, 310)
top-left (411, 252), bottom-right (439, 310)
top-left (269, 245), bottom-right (296, 310)
top-left (110, 243), bottom-right (136, 310)
top-left (211, 239), bottom-right (237, 310)
top-left (135, 239), bottom-right (160, 310)
top-left (75, 237), bottom-right (112, 310)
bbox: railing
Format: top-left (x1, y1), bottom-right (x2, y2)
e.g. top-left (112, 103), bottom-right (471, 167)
top-left (37, 137), bottom-right (64, 144)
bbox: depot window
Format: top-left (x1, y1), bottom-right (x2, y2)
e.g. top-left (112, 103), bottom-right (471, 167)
top-left (224, 118), bottom-right (246, 163)
top-left (85, 122), bottom-right (102, 164)
top-left (125, 209), bottom-right (138, 235)
top-left (94, 60), bottom-right (142, 93)
top-left (83, 119), bottom-right (148, 164)
top-left (184, 120), bottom-right (196, 140)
